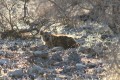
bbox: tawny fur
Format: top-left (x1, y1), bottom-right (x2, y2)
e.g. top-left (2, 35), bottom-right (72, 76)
top-left (40, 31), bottom-right (79, 49)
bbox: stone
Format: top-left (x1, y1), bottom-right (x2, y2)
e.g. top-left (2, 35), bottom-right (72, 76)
top-left (79, 47), bottom-right (98, 57)
top-left (66, 48), bottom-right (81, 63)
top-left (76, 63), bottom-right (86, 70)
top-left (30, 45), bottom-right (48, 51)
top-left (63, 66), bottom-right (76, 74)
top-left (33, 51), bottom-right (48, 59)
top-left (8, 69), bottom-right (25, 78)
top-left (54, 77), bottom-right (62, 80)
top-left (0, 50), bottom-right (5, 56)
top-left (101, 34), bottom-right (113, 40)
top-left (86, 62), bottom-right (97, 68)
top-left (5, 52), bottom-right (14, 58)
top-left (27, 65), bottom-right (45, 78)
top-left (50, 47), bottom-right (64, 52)
top-left (68, 52), bottom-right (81, 63)
top-left (94, 67), bottom-right (105, 73)
top-left (7, 45), bottom-right (18, 51)
top-left (51, 52), bottom-right (63, 62)
top-left (0, 59), bottom-right (9, 66)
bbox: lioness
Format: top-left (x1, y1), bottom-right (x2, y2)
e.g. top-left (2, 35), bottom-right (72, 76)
top-left (40, 31), bottom-right (80, 49)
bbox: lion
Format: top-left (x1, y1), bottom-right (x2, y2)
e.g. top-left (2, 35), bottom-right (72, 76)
top-left (40, 31), bottom-right (80, 49)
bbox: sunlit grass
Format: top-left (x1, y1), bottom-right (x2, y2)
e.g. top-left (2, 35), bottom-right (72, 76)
top-left (103, 66), bottom-right (120, 80)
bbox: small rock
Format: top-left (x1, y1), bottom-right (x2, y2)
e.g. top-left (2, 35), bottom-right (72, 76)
top-left (68, 52), bottom-right (81, 63)
top-left (54, 77), bottom-right (62, 80)
top-left (23, 43), bottom-right (31, 48)
top-left (87, 62), bottom-right (96, 68)
top-left (33, 51), bottom-right (48, 59)
top-left (21, 47), bottom-right (27, 51)
top-left (0, 50), bottom-right (5, 56)
top-left (51, 52), bottom-right (63, 62)
top-left (76, 63), bottom-right (86, 70)
top-left (63, 66), bottom-right (76, 73)
top-left (50, 47), bottom-right (64, 52)
top-left (56, 74), bottom-right (67, 79)
top-left (27, 65), bottom-right (45, 75)
top-left (34, 76), bottom-right (45, 80)
top-left (8, 45), bottom-right (18, 51)
top-left (17, 48), bottom-right (24, 54)
top-left (0, 59), bottom-right (9, 65)
top-left (80, 47), bottom-right (97, 57)
top-left (28, 73), bottom-right (38, 80)
top-left (94, 67), bottom-right (104, 73)
top-left (77, 39), bottom-right (85, 45)
top-left (101, 34), bottom-right (113, 40)
top-left (27, 65), bottom-right (47, 79)
top-left (5, 52), bottom-right (14, 58)
top-left (65, 48), bottom-right (81, 63)
top-left (30, 45), bottom-right (48, 51)
top-left (8, 69), bottom-right (25, 78)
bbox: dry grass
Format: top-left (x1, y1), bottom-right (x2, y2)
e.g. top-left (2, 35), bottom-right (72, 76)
top-left (102, 42), bottom-right (120, 80)
top-left (103, 66), bottom-right (120, 80)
